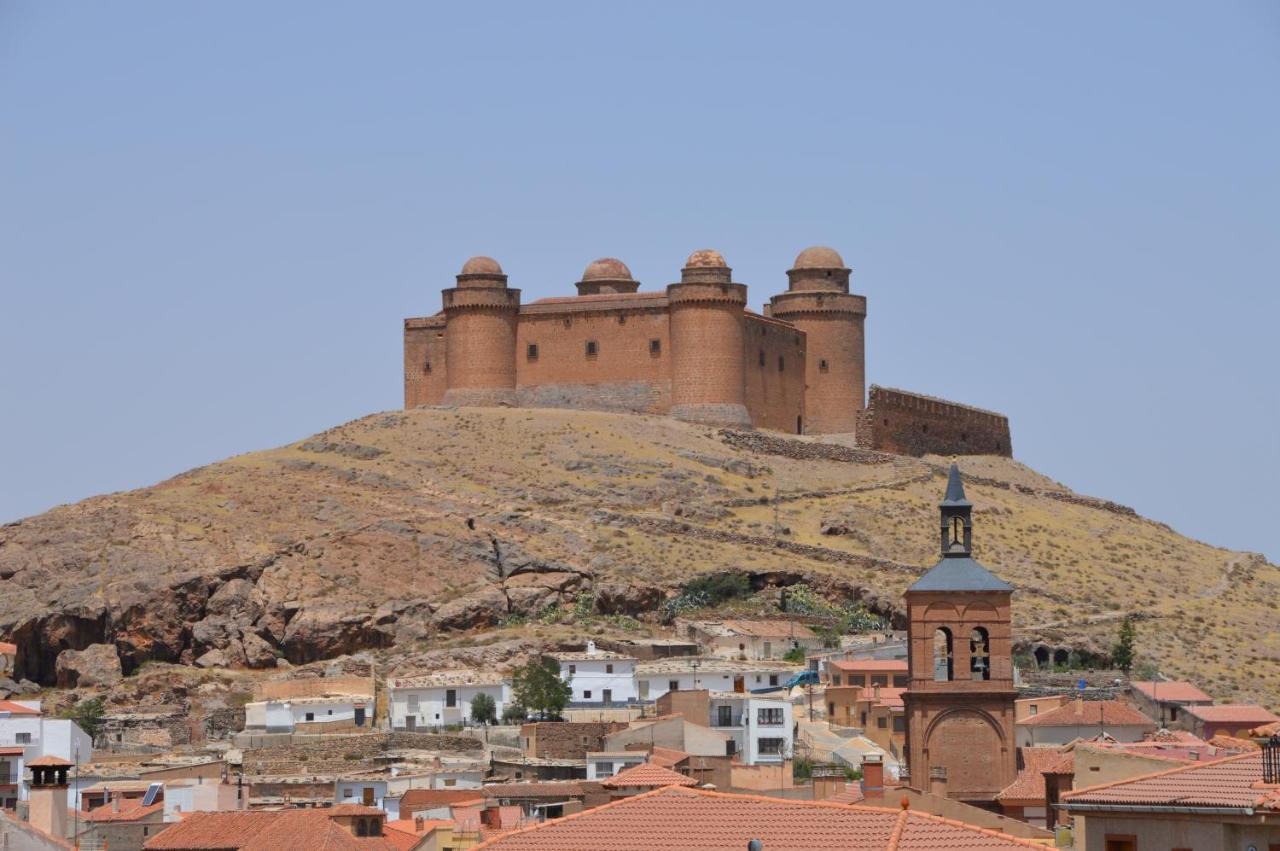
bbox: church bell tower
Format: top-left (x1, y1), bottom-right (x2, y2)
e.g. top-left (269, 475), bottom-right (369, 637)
top-left (902, 464), bottom-right (1017, 804)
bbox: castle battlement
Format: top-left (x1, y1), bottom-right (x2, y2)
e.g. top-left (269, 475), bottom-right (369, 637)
top-left (403, 247), bottom-right (1013, 455)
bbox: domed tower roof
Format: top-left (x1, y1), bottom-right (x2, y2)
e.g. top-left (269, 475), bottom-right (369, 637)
top-left (685, 249), bottom-right (728, 269)
top-left (461, 256), bottom-right (502, 275)
top-left (791, 246), bottom-right (846, 270)
top-left (786, 245), bottom-right (850, 292)
top-left (456, 255), bottom-right (508, 288)
top-left (679, 249), bottom-right (732, 284)
top-left (576, 257), bottom-right (639, 295)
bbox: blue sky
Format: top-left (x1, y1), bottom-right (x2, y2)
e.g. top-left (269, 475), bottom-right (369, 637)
top-left (1, 2), bottom-right (1277, 561)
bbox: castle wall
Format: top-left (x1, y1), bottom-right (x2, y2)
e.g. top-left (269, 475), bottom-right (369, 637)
top-left (742, 314), bottom-right (805, 434)
top-left (794, 310), bottom-right (865, 434)
top-left (513, 304), bottom-right (672, 414)
top-left (441, 289), bottom-right (520, 405)
top-left (857, 386), bottom-right (1011, 457)
top-left (404, 317), bottom-right (449, 407)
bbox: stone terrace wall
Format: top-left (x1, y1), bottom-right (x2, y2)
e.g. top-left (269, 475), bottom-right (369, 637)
top-left (857, 385), bottom-right (1012, 457)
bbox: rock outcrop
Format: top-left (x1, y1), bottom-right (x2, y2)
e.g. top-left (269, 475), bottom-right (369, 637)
top-left (1, 407), bottom-right (1276, 705)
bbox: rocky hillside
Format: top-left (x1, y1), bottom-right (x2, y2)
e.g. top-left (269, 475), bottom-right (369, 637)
top-left (2, 407), bottom-right (1276, 704)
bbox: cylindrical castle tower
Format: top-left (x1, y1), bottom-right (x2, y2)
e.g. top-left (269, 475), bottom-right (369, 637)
top-left (769, 246), bottom-right (866, 434)
top-left (441, 256), bottom-right (521, 406)
top-left (666, 250), bottom-right (751, 427)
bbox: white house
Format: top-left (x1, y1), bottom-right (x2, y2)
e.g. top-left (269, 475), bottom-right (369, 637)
top-left (0, 699), bottom-right (93, 806)
top-left (551, 643), bottom-right (637, 706)
top-left (242, 694), bottom-right (371, 733)
top-left (585, 751), bottom-right (645, 780)
top-left (634, 658), bottom-right (800, 703)
top-left (336, 777), bottom-right (392, 815)
top-left (387, 672), bottom-right (510, 730)
top-left (706, 692), bottom-right (793, 765)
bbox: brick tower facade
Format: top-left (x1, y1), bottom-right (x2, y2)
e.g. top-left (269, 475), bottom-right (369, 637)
top-left (769, 246), bottom-right (867, 434)
top-left (902, 465), bottom-right (1017, 804)
top-left (440, 256), bottom-right (521, 406)
top-left (667, 250), bottom-right (751, 427)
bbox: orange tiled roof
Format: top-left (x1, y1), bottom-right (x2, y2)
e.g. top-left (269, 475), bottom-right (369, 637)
top-left (1062, 751), bottom-right (1280, 812)
top-left (1128, 681), bottom-right (1213, 703)
top-left (649, 747), bottom-right (690, 768)
top-left (822, 786), bottom-right (867, 805)
top-left (142, 807), bottom-right (397, 850)
top-left (1206, 734), bottom-right (1260, 751)
top-left (482, 781), bottom-right (585, 799)
top-left (383, 818), bottom-right (453, 851)
top-left (27, 755), bottom-right (73, 767)
top-left (1, 809), bottom-right (73, 850)
top-left (995, 747), bottom-right (1069, 803)
top-left (400, 788), bottom-right (489, 811)
top-left (85, 798), bottom-right (165, 823)
top-left (1251, 720), bottom-right (1280, 737)
top-left (600, 763), bottom-right (698, 789)
top-left (1017, 700), bottom-right (1155, 728)
top-left (1184, 703), bottom-right (1280, 724)
top-left (0, 700), bottom-right (40, 717)
top-left (0, 642), bottom-right (16, 655)
top-left (472, 785), bottom-right (1046, 850)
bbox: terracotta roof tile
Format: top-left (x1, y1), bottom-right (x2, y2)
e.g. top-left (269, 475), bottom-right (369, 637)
top-left (0, 700), bottom-right (40, 717)
top-left (1062, 751), bottom-right (1280, 811)
top-left (719, 620), bottom-right (818, 640)
top-left (1184, 703), bottom-right (1280, 724)
top-left (1128, 681), bottom-right (1213, 703)
top-left (85, 798), bottom-right (165, 823)
top-left (648, 747), bottom-right (690, 768)
top-left (482, 781), bottom-right (585, 799)
top-left (473, 785), bottom-right (1045, 850)
top-left (995, 748), bottom-right (1068, 803)
top-left (27, 755), bottom-right (73, 767)
top-left (1017, 700), bottom-right (1155, 728)
top-left (600, 763), bottom-right (698, 789)
top-left (1206, 734), bottom-right (1261, 751)
top-left (143, 808), bottom-right (398, 850)
top-left (399, 788), bottom-right (489, 811)
top-left (1251, 720), bottom-right (1280, 737)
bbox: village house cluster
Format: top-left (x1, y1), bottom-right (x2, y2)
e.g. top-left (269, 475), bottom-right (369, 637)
top-left (4, 468), bottom-right (1280, 850)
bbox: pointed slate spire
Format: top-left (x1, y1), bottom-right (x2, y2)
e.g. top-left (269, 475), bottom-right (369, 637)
top-left (908, 462), bottom-right (1012, 593)
top-left (940, 463), bottom-right (971, 507)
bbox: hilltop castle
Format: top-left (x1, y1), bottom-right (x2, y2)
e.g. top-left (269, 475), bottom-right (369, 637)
top-left (404, 247), bottom-right (1011, 456)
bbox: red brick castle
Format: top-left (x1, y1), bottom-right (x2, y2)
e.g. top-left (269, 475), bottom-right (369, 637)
top-left (404, 247), bottom-right (1011, 454)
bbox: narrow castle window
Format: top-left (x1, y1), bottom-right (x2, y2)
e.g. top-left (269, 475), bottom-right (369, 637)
top-left (527, 344), bottom-right (538, 360)
top-left (585, 340), bottom-right (598, 358)
top-left (777, 355), bottom-right (785, 372)
top-left (618, 315), bottom-right (627, 325)
top-left (758, 350), bottom-right (765, 367)
top-left (819, 359), bottom-right (829, 372)
top-left (423, 359), bottom-right (432, 374)
top-left (649, 339), bottom-right (661, 355)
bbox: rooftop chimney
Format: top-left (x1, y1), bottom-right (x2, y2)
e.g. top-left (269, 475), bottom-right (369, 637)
top-left (861, 753), bottom-right (885, 796)
top-left (414, 815), bottom-right (425, 831)
top-left (587, 640), bottom-right (598, 657)
top-left (27, 760), bottom-right (71, 841)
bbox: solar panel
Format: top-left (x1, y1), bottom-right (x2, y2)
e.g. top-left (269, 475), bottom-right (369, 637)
top-left (142, 782), bottom-right (163, 807)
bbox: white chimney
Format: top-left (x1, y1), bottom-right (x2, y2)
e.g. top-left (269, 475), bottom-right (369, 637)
top-left (587, 640), bottom-right (597, 657)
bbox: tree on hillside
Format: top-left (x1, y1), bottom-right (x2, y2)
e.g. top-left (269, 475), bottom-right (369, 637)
top-left (63, 697), bottom-right (106, 743)
top-left (470, 692), bottom-right (497, 726)
top-left (511, 656), bottom-right (572, 720)
top-left (1111, 615), bottom-right (1136, 673)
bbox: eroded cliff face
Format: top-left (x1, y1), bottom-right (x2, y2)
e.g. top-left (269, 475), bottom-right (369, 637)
top-left (1, 407), bottom-right (1276, 703)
